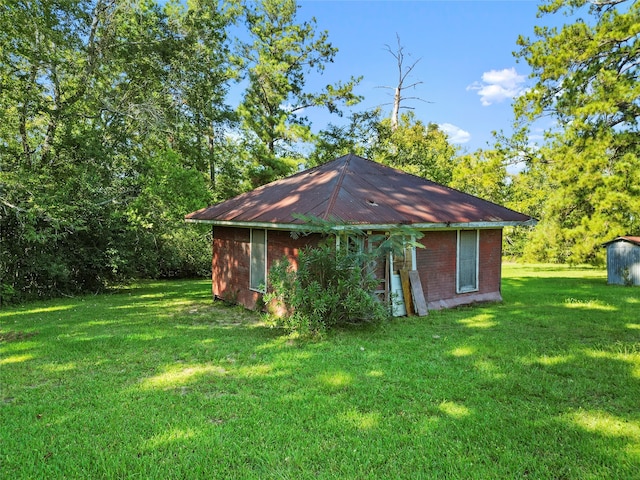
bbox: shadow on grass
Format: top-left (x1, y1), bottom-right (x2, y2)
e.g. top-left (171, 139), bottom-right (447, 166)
top-left (2, 274), bottom-right (639, 478)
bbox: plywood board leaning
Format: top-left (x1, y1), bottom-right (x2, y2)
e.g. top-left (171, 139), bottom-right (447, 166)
top-left (409, 270), bottom-right (428, 316)
top-left (399, 269), bottom-right (414, 316)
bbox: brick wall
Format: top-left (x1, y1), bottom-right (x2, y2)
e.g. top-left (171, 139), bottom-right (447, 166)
top-left (212, 226), bottom-right (504, 312)
top-left (212, 227), bottom-right (251, 306)
top-left (416, 229), bottom-right (503, 309)
top-left (212, 227), bottom-right (319, 310)
top-left (417, 231), bottom-right (457, 303)
top-left (478, 229), bottom-right (503, 296)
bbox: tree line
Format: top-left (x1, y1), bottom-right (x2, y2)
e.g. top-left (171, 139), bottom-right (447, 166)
top-left (1, 0), bottom-right (638, 303)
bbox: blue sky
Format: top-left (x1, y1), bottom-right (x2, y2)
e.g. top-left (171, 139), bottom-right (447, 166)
top-left (295, 0), bottom-right (551, 152)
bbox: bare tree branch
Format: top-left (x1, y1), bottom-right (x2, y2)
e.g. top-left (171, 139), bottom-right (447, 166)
top-left (380, 34), bottom-right (428, 130)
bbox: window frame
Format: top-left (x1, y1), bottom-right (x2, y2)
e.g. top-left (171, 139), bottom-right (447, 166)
top-left (335, 233), bottom-right (364, 253)
top-left (250, 229), bottom-right (267, 293)
top-left (456, 229), bottom-right (479, 294)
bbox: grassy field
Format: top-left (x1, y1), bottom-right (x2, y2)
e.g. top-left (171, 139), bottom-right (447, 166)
top-left (1, 264), bottom-right (639, 479)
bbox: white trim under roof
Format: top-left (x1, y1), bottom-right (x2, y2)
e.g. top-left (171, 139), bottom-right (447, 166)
top-left (185, 218), bottom-right (537, 231)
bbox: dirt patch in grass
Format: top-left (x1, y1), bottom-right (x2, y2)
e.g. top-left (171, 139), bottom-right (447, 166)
top-left (0, 331), bottom-right (37, 342)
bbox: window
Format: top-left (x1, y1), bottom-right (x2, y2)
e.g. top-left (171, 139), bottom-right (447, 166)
top-left (250, 229), bottom-right (267, 292)
top-left (336, 234), bottom-right (364, 253)
top-left (457, 230), bottom-right (478, 293)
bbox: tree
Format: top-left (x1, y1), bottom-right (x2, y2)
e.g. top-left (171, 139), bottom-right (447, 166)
top-left (0, 0), bottom-right (236, 301)
top-left (374, 112), bottom-right (460, 185)
top-left (310, 110), bottom-right (460, 185)
top-left (162, 0), bottom-right (240, 190)
top-left (0, 0), bottom-right (131, 298)
top-left (514, 0), bottom-right (640, 263)
top-left (450, 149), bottom-right (509, 205)
top-left (264, 217), bottom-right (423, 337)
top-left (378, 34), bottom-right (427, 131)
top-left (237, 0), bottom-right (362, 187)
top-left (307, 109), bottom-right (385, 166)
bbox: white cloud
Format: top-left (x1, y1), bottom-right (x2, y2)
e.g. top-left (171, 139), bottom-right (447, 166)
top-left (467, 67), bottom-right (526, 106)
top-left (439, 123), bottom-right (471, 144)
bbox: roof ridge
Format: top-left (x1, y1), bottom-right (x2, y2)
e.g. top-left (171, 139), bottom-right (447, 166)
top-left (322, 154), bottom-right (351, 220)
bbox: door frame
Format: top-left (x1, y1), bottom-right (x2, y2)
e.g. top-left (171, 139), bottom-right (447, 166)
top-left (389, 237), bottom-right (417, 317)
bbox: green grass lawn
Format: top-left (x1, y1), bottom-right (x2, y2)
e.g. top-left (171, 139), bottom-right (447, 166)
top-left (1, 264), bottom-right (639, 479)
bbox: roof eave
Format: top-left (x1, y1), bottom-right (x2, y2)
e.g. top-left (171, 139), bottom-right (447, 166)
top-left (185, 218), bottom-right (537, 231)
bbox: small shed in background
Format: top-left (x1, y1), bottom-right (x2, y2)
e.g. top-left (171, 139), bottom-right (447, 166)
top-left (603, 236), bottom-right (640, 286)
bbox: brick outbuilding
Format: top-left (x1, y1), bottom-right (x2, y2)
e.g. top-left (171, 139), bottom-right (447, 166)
top-left (186, 154), bottom-right (535, 315)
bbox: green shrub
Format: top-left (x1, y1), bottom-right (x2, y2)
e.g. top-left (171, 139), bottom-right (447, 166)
top-left (265, 242), bottom-right (389, 336)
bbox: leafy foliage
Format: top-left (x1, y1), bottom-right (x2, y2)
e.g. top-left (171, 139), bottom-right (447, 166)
top-left (237, 0), bottom-right (361, 186)
top-left (373, 112), bottom-right (460, 185)
top-left (512, 0), bottom-right (640, 263)
top-left (307, 110), bottom-right (383, 166)
top-left (311, 110), bottom-right (462, 187)
top-left (449, 149), bottom-right (509, 205)
top-left (10, 0), bottom-right (640, 304)
top-left (265, 241), bottom-right (389, 337)
top-left (0, 0), bottom-right (366, 303)
top-left (264, 217), bottom-right (424, 337)
top-left (0, 0), bottom-right (235, 301)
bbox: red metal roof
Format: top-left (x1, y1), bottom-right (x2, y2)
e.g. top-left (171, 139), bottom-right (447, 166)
top-left (185, 154), bottom-right (534, 229)
top-left (603, 236), bottom-right (640, 247)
